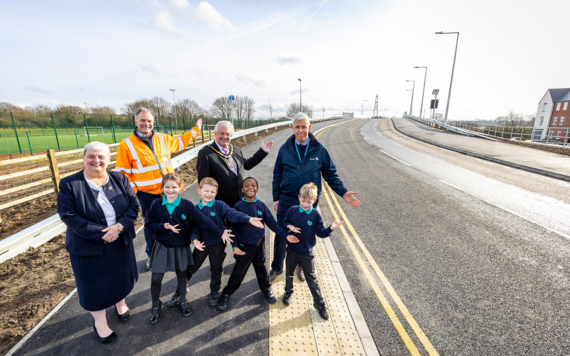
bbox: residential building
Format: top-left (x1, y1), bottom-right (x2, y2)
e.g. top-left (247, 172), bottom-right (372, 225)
top-left (549, 91), bottom-right (570, 143)
top-left (533, 88), bottom-right (570, 140)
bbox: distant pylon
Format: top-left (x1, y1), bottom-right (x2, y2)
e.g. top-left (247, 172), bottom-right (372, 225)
top-left (372, 94), bottom-right (379, 117)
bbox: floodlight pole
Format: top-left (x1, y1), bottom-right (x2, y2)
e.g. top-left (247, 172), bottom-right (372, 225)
top-left (436, 31), bottom-right (459, 124)
top-left (414, 66), bottom-right (427, 119)
top-left (170, 89), bottom-right (177, 135)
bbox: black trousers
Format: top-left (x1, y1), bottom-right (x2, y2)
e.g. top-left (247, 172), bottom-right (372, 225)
top-left (222, 237), bottom-right (270, 296)
top-left (137, 191), bottom-right (162, 257)
top-left (186, 242), bottom-right (226, 293)
top-left (285, 247), bottom-right (325, 306)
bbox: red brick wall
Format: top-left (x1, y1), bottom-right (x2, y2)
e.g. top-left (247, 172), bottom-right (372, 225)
top-left (549, 101), bottom-right (570, 142)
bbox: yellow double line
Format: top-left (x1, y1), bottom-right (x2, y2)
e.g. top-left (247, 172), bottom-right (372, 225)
top-left (315, 125), bottom-right (438, 356)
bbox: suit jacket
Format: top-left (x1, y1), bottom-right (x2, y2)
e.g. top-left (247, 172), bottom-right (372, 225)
top-left (57, 170), bottom-right (140, 256)
top-left (196, 141), bottom-right (268, 207)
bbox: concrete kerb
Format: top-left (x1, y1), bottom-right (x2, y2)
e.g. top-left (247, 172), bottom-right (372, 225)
top-left (391, 119), bottom-right (570, 183)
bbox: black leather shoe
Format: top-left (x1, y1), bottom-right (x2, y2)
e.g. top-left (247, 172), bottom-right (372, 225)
top-left (180, 301), bottom-right (192, 317)
top-left (115, 305), bottom-right (130, 322)
top-left (217, 294), bottom-right (230, 311)
top-left (167, 288), bottom-right (180, 307)
top-left (209, 292), bottom-right (220, 307)
top-left (93, 325), bottom-right (118, 344)
top-left (145, 258), bottom-right (151, 271)
top-left (150, 300), bottom-right (163, 325)
top-left (314, 303), bottom-right (329, 320)
top-left (264, 290), bottom-right (277, 304)
top-left (283, 292), bottom-right (293, 306)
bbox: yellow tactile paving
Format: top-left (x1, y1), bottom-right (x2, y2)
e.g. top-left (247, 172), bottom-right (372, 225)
top-left (269, 232), bottom-right (366, 356)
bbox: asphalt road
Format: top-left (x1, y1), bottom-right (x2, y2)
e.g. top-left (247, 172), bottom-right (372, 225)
top-left (315, 118), bottom-right (570, 355)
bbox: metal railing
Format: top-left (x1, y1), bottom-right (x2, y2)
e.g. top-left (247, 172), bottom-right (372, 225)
top-left (403, 115), bottom-right (497, 141)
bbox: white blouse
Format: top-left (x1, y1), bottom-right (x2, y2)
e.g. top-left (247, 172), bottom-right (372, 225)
top-left (85, 177), bottom-right (117, 226)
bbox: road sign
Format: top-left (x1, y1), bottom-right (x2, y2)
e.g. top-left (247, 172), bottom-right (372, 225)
top-left (432, 89), bottom-right (439, 95)
top-left (229, 95), bottom-right (235, 101)
top-left (430, 99), bottom-right (439, 109)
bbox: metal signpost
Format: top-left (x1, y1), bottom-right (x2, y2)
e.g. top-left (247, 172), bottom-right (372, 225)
top-left (229, 95), bottom-right (235, 126)
top-left (431, 89), bottom-right (439, 121)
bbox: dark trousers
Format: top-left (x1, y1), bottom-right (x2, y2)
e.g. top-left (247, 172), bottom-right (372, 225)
top-left (285, 247), bottom-right (324, 306)
top-left (222, 237), bottom-right (270, 296)
top-left (187, 243), bottom-right (226, 293)
top-left (271, 197), bottom-right (319, 272)
top-left (137, 191), bottom-right (162, 258)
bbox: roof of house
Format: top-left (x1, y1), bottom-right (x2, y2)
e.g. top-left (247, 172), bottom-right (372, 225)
top-left (549, 88), bottom-right (570, 102)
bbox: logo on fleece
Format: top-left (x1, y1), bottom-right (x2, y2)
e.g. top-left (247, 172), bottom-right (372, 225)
top-left (307, 220), bottom-right (313, 226)
top-left (181, 214), bottom-right (187, 220)
top-left (257, 211), bottom-right (263, 216)
top-left (210, 212), bottom-right (216, 217)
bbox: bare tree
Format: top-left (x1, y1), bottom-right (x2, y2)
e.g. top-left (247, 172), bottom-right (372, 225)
top-left (495, 110), bottom-right (535, 127)
top-left (286, 102), bottom-right (312, 118)
top-left (0, 102), bottom-right (23, 112)
top-left (91, 105), bottom-right (116, 114)
top-left (54, 104), bottom-right (87, 114)
top-left (210, 96), bottom-right (232, 119)
top-left (174, 99), bottom-right (206, 119)
top-left (245, 96), bottom-right (255, 119)
top-left (121, 98), bottom-right (153, 116)
top-left (149, 97), bottom-right (171, 118)
top-left (234, 96), bottom-right (246, 121)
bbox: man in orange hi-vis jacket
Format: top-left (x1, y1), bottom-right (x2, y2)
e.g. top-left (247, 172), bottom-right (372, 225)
top-left (115, 107), bottom-right (202, 270)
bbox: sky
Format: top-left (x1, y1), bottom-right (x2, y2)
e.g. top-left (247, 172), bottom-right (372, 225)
top-left (1, 0), bottom-right (570, 121)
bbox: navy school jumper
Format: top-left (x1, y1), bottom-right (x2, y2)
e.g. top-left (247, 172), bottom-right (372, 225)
top-left (190, 200), bottom-right (252, 246)
top-left (231, 198), bottom-right (288, 247)
top-left (283, 205), bottom-right (333, 256)
top-left (145, 198), bottom-right (225, 248)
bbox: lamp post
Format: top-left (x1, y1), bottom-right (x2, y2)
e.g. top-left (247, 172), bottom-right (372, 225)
top-left (436, 31), bottom-right (459, 124)
top-left (361, 100), bottom-right (367, 115)
top-left (298, 79), bottom-right (302, 115)
top-left (169, 89), bottom-right (177, 135)
top-left (406, 80), bottom-right (415, 116)
top-left (414, 66), bottom-right (427, 119)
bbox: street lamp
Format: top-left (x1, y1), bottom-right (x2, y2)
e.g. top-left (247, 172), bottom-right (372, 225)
top-left (414, 67), bottom-right (427, 119)
top-left (298, 79), bottom-right (302, 115)
top-left (405, 80), bottom-right (415, 116)
top-left (361, 100), bottom-right (367, 115)
top-left (169, 89), bottom-right (177, 135)
top-left (436, 31), bottom-right (459, 124)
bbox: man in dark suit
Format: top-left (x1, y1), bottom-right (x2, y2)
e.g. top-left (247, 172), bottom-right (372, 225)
top-left (196, 120), bottom-right (273, 208)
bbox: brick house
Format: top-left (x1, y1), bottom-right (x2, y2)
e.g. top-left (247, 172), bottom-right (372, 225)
top-left (548, 93), bottom-right (570, 143)
top-left (533, 88), bottom-right (570, 141)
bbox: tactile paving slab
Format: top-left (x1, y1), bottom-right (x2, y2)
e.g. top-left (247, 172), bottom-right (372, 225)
top-left (269, 232), bottom-right (366, 356)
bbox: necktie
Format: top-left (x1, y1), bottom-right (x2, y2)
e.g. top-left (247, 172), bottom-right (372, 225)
top-left (222, 148), bottom-right (238, 175)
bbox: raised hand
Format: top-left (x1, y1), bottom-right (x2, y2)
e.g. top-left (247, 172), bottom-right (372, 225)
top-left (287, 225), bottom-right (301, 233)
top-left (221, 229), bottom-right (234, 244)
top-left (330, 220), bottom-right (345, 231)
top-left (195, 118), bottom-right (203, 131)
top-left (286, 235), bottom-right (300, 243)
top-left (342, 191), bottom-right (361, 208)
top-left (260, 140), bottom-right (274, 153)
top-left (233, 247), bottom-right (246, 256)
top-left (249, 218), bottom-right (265, 229)
top-left (193, 239), bottom-right (205, 251)
top-left (164, 223), bottom-right (181, 233)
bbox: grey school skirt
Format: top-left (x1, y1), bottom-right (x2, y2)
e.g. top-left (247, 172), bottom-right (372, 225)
top-left (149, 241), bottom-right (193, 273)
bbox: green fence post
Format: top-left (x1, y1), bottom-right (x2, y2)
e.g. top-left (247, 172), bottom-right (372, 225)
top-left (74, 128), bottom-right (80, 148)
top-left (51, 113), bottom-right (61, 151)
top-left (11, 112), bottom-right (23, 153)
top-left (84, 114), bottom-right (91, 142)
top-left (169, 116), bottom-right (173, 136)
top-left (26, 132), bottom-right (34, 156)
top-left (182, 117), bottom-right (186, 132)
top-left (41, 123), bottom-right (45, 136)
top-left (110, 114), bottom-right (116, 143)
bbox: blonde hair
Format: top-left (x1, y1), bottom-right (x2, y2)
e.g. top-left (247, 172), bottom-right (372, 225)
top-left (299, 182), bottom-right (318, 201)
top-left (162, 173), bottom-right (185, 191)
top-left (199, 177), bottom-right (218, 190)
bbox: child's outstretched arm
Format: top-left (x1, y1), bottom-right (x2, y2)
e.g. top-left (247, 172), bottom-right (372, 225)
top-left (187, 203), bottom-right (226, 238)
top-left (220, 202), bottom-right (265, 229)
top-left (262, 204), bottom-right (288, 239)
top-left (283, 208), bottom-right (301, 233)
top-left (314, 210), bottom-right (334, 238)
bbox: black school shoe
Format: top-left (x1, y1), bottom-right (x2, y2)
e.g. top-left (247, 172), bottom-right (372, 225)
top-left (93, 325), bottom-right (118, 344)
top-left (217, 294), bottom-right (230, 311)
top-left (264, 289), bottom-right (277, 304)
top-left (180, 301), bottom-right (192, 317)
top-left (166, 286), bottom-right (190, 307)
top-left (150, 300), bottom-right (163, 325)
top-left (283, 292), bottom-right (293, 306)
top-left (314, 303), bottom-right (329, 320)
top-left (209, 292), bottom-right (220, 307)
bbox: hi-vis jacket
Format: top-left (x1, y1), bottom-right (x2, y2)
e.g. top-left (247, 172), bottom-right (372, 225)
top-left (115, 127), bottom-right (200, 194)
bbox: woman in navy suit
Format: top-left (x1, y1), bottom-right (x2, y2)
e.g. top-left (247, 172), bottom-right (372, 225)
top-left (57, 142), bottom-right (140, 344)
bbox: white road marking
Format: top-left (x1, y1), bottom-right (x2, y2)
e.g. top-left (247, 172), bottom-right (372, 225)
top-left (379, 150), bottom-right (412, 167)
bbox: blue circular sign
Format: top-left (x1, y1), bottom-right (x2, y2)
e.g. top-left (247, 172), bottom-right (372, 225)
top-left (229, 95), bottom-right (235, 101)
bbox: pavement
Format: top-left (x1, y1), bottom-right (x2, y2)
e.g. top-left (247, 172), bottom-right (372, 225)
top-left (392, 117), bottom-right (570, 181)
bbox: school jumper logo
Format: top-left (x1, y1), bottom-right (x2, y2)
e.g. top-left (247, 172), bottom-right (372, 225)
top-left (307, 220), bottom-right (313, 226)
top-left (257, 211), bottom-right (263, 216)
top-left (210, 212), bottom-right (216, 217)
top-left (181, 214), bottom-right (187, 220)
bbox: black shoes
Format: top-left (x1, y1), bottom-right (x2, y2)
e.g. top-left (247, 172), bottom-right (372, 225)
top-left (180, 301), bottom-right (192, 317)
top-left (145, 258), bottom-right (151, 271)
top-left (283, 292), bottom-right (293, 306)
top-left (93, 325), bottom-right (118, 344)
top-left (265, 290), bottom-right (277, 304)
top-left (268, 270), bottom-right (283, 283)
top-left (209, 292), bottom-right (220, 307)
top-left (166, 286), bottom-right (190, 307)
top-left (115, 306), bottom-right (130, 322)
top-left (150, 300), bottom-right (163, 325)
top-left (314, 303), bottom-right (329, 320)
top-left (217, 294), bottom-right (230, 311)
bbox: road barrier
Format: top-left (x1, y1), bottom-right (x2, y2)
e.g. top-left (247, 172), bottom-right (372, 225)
top-left (404, 115), bottom-right (498, 141)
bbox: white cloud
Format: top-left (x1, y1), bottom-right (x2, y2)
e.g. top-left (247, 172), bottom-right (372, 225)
top-left (23, 86), bottom-right (50, 94)
top-left (195, 2), bottom-right (233, 31)
top-left (141, 64), bottom-right (161, 75)
top-left (236, 72), bottom-right (268, 87)
top-left (277, 56), bottom-right (303, 65)
top-left (150, 11), bottom-right (191, 39)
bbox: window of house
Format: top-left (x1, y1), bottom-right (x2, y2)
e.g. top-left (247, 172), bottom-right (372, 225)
top-left (561, 117), bottom-right (565, 125)
top-left (540, 118), bottom-right (544, 125)
top-left (550, 131), bottom-right (554, 138)
top-left (553, 117), bottom-right (558, 125)
top-left (556, 103), bottom-right (561, 111)
top-left (543, 103), bottom-right (547, 112)
top-left (557, 131), bottom-right (561, 138)
top-left (564, 102), bottom-right (568, 110)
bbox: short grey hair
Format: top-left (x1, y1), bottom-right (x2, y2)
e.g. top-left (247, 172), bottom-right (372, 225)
top-left (135, 107), bottom-right (154, 120)
top-left (214, 120), bottom-right (234, 135)
top-left (292, 113), bottom-right (310, 125)
top-left (83, 141), bottom-right (111, 158)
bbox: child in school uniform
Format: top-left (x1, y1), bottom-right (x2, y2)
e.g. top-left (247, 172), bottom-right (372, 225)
top-left (217, 177), bottom-right (293, 311)
top-left (145, 173), bottom-right (232, 324)
top-left (166, 177), bottom-right (264, 308)
top-left (282, 182), bottom-right (344, 320)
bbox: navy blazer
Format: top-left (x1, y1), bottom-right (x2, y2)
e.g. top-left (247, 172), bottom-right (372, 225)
top-left (57, 170), bottom-right (140, 256)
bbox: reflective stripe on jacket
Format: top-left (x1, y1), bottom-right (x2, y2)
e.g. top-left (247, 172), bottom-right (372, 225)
top-left (115, 127), bottom-right (200, 194)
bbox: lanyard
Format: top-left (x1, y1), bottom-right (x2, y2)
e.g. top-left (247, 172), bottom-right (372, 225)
top-left (295, 141), bottom-right (310, 162)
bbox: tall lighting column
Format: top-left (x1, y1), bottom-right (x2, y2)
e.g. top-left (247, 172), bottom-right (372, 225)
top-left (405, 80), bottom-right (415, 116)
top-left (361, 100), bottom-right (367, 115)
top-left (436, 31), bottom-right (459, 124)
top-left (414, 66), bottom-right (427, 119)
top-left (169, 89), bottom-right (177, 134)
top-left (298, 78), bottom-right (302, 115)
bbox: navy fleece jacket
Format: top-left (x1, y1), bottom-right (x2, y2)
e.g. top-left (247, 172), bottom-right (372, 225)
top-left (231, 198), bottom-right (288, 247)
top-left (283, 205), bottom-right (332, 256)
top-left (190, 200), bottom-right (252, 246)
